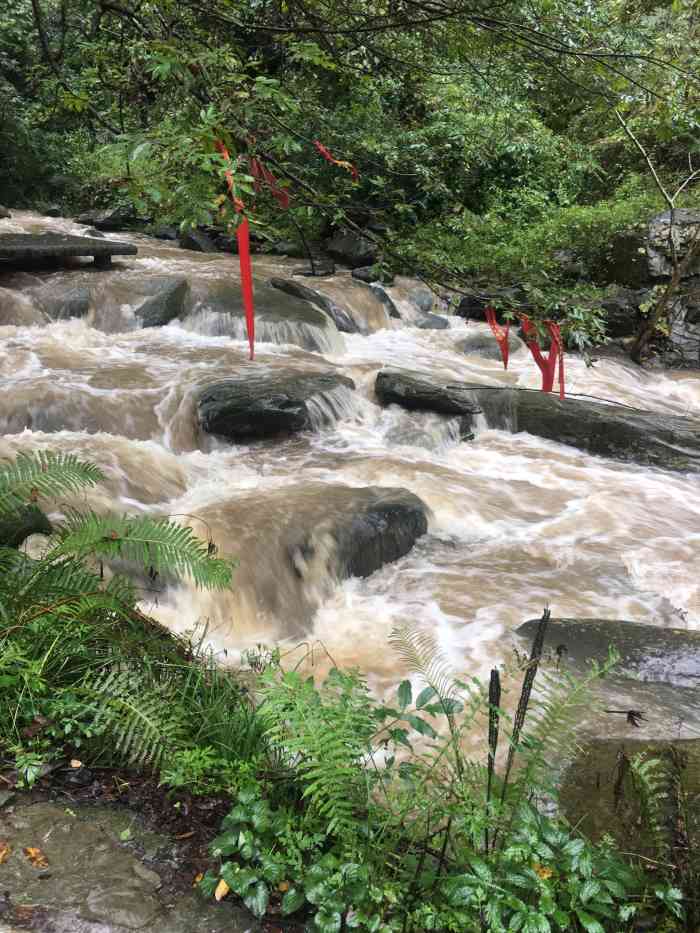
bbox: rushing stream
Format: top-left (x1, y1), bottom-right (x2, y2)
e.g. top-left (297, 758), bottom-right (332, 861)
top-left (2, 211), bottom-right (700, 745)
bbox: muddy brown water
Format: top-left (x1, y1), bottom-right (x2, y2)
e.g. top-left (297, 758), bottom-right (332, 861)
top-left (2, 211), bottom-right (700, 745)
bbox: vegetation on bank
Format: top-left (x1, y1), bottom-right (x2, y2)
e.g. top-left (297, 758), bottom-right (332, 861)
top-left (2, 0), bottom-right (699, 350)
top-left (0, 450), bottom-right (693, 930)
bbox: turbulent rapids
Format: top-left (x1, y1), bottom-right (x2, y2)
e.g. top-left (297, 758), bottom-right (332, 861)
top-left (3, 211), bottom-right (700, 742)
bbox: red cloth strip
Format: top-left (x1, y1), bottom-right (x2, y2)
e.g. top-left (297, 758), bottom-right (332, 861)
top-left (215, 140), bottom-right (255, 360)
top-left (519, 315), bottom-right (565, 398)
top-left (313, 140), bottom-right (359, 181)
top-left (484, 306), bottom-right (510, 370)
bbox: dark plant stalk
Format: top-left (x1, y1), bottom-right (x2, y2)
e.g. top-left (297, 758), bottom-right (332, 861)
top-left (484, 667), bottom-right (501, 855)
top-left (491, 606), bottom-right (550, 851)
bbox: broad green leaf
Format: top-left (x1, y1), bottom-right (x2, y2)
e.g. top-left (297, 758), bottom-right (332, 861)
top-left (397, 679), bottom-right (412, 710)
top-left (244, 881), bottom-right (269, 918)
top-left (281, 887), bottom-right (306, 915)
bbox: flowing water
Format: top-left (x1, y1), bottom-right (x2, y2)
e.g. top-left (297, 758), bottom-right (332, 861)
top-left (2, 211), bottom-right (700, 744)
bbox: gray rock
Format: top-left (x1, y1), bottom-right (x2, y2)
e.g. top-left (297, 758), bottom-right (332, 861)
top-left (197, 371), bottom-right (355, 441)
top-left (415, 313), bottom-right (449, 330)
top-left (269, 276), bottom-right (359, 333)
top-left (455, 287), bottom-right (525, 320)
top-left (292, 259), bottom-right (336, 277)
top-left (457, 331), bottom-right (524, 359)
top-left (516, 617), bottom-right (700, 690)
top-left (352, 265), bottom-right (394, 285)
top-left (647, 209), bottom-right (700, 279)
top-left (178, 228), bottom-right (218, 253)
top-left (598, 288), bottom-right (646, 338)
top-left (38, 285), bottom-right (91, 321)
top-left (75, 207), bottom-right (137, 231)
top-left (0, 291), bottom-right (50, 327)
top-left (325, 230), bottom-right (377, 268)
top-left (0, 505), bottom-right (52, 547)
top-left (83, 227), bottom-right (105, 239)
top-left (133, 275), bottom-right (189, 328)
top-left (151, 225), bottom-right (178, 241)
top-left (408, 286), bottom-right (435, 314)
top-left (369, 282), bottom-right (401, 319)
top-left (269, 239), bottom-right (306, 258)
top-left (375, 370), bottom-right (700, 472)
top-left (0, 204), bottom-right (11, 219)
top-left (45, 205), bottom-right (62, 218)
top-left (289, 486), bottom-right (429, 582)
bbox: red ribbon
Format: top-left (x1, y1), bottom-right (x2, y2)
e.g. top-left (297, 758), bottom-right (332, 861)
top-left (485, 306), bottom-right (510, 370)
top-left (313, 140), bottom-right (359, 181)
top-left (249, 157), bottom-right (290, 209)
top-left (215, 140), bottom-right (255, 361)
top-left (519, 315), bottom-right (565, 399)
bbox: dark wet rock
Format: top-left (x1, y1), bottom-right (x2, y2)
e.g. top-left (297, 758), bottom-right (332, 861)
top-left (457, 331), bottom-right (524, 359)
top-left (597, 287), bottom-right (647, 338)
top-left (455, 286), bottom-right (526, 321)
top-left (516, 617), bottom-right (700, 690)
top-left (38, 285), bottom-right (91, 321)
top-left (416, 313), bottom-right (449, 330)
top-left (408, 286), bottom-right (435, 314)
top-left (132, 275), bottom-right (189, 328)
top-left (269, 239), bottom-right (306, 258)
top-left (375, 371), bottom-right (700, 472)
top-left (369, 282), bottom-right (401, 319)
top-left (648, 209), bottom-right (700, 279)
top-left (44, 205), bottom-right (62, 218)
top-left (560, 739), bottom-right (700, 857)
top-left (178, 228), bottom-right (218, 253)
top-left (186, 279), bottom-right (341, 352)
top-left (74, 207), bottom-right (138, 231)
top-left (83, 227), bottom-right (105, 239)
top-left (151, 225), bottom-right (178, 241)
top-left (289, 486), bottom-right (429, 583)
top-left (197, 371), bottom-right (355, 441)
top-left (0, 204), bottom-right (11, 219)
top-left (352, 264), bottom-right (394, 285)
top-left (375, 370), bottom-right (482, 417)
top-left (325, 230), bottom-right (377, 268)
top-left (0, 505), bottom-right (52, 547)
top-left (0, 233), bottom-right (137, 268)
top-left (269, 276), bottom-right (359, 333)
top-left (292, 259), bottom-right (336, 277)
top-left (595, 228), bottom-right (650, 288)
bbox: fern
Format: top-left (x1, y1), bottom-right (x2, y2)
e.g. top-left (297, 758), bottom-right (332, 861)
top-left (0, 451), bottom-right (103, 516)
top-left (630, 752), bottom-right (672, 860)
top-left (50, 512), bottom-right (233, 589)
top-left (88, 667), bottom-right (185, 769)
top-left (259, 668), bottom-right (376, 837)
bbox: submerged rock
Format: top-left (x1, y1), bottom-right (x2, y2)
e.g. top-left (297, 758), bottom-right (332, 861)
top-left (132, 275), bottom-right (189, 328)
top-left (516, 617), bottom-right (700, 690)
top-left (269, 277), bottom-right (359, 333)
top-left (415, 313), bottom-right (449, 330)
top-left (185, 279), bottom-right (342, 352)
top-left (0, 204), bottom-right (11, 219)
top-left (368, 282), bottom-right (401, 319)
top-left (0, 289), bottom-right (50, 327)
top-left (289, 486), bottom-right (429, 582)
top-left (457, 331), bottom-right (524, 359)
top-left (375, 371), bottom-right (700, 472)
top-left (325, 230), bottom-right (377, 268)
top-left (37, 285), bottom-right (91, 321)
top-left (197, 371), bottom-right (355, 441)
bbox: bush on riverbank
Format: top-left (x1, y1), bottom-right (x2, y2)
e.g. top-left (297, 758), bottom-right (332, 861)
top-left (0, 452), bottom-right (687, 930)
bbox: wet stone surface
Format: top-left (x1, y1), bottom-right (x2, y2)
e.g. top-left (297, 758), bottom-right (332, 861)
top-left (0, 800), bottom-right (258, 933)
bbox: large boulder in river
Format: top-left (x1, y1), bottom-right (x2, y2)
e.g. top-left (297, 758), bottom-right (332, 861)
top-left (516, 617), bottom-right (700, 690)
top-left (269, 277), bottom-right (359, 334)
top-left (375, 371), bottom-right (700, 473)
top-left (36, 285), bottom-right (91, 321)
top-left (185, 279), bottom-right (342, 352)
top-left (416, 313), bottom-right (449, 330)
top-left (197, 371), bottom-right (355, 441)
top-left (133, 275), bottom-right (189, 327)
top-left (178, 228), bottom-right (218, 253)
top-left (0, 289), bottom-right (50, 327)
top-left (74, 207), bottom-right (138, 231)
top-left (325, 230), bottom-right (377, 268)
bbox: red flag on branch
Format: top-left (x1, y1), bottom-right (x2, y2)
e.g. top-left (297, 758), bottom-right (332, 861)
top-left (215, 140), bottom-right (255, 360)
top-left (313, 140), bottom-right (359, 181)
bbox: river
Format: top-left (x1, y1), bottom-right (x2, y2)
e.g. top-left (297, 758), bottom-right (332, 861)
top-left (2, 210), bottom-right (700, 744)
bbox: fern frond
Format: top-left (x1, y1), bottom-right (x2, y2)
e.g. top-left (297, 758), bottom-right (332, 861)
top-left (0, 451), bottom-right (103, 516)
top-left (630, 753), bottom-right (672, 859)
top-left (88, 667), bottom-right (185, 769)
top-left (50, 514), bottom-right (233, 589)
top-left (389, 624), bottom-right (458, 704)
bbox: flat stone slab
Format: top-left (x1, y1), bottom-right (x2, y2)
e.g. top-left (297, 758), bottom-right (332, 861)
top-left (0, 233), bottom-right (137, 268)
